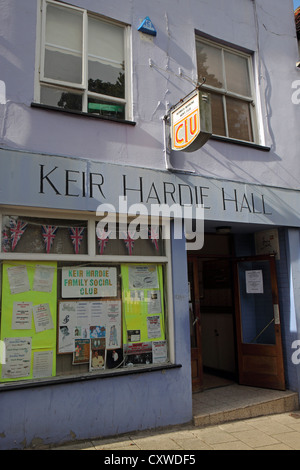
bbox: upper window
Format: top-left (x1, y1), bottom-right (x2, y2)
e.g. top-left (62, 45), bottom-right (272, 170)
top-left (37, 0), bottom-right (131, 120)
top-left (196, 37), bottom-right (256, 143)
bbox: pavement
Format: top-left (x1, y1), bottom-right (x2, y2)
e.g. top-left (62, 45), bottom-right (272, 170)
top-left (26, 381), bottom-right (300, 451)
top-left (50, 411), bottom-right (300, 451)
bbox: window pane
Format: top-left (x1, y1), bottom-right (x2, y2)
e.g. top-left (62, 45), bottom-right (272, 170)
top-left (88, 17), bottom-right (124, 63)
top-left (88, 98), bottom-right (125, 119)
top-left (41, 86), bottom-right (83, 111)
top-left (224, 51), bottom-right (251, 96)
top-left (196, 41), bottom-right (223, 88)
top-left (44, 48), bottom-right (82, 83)
top-left (210, 92), bottom-right (226, 136)
top-left (226, 97), bottom-right (253, 141)
top-left (88, 60), bottom-right (125, 98)
top-left (44, 4), bottom-right (82, 83)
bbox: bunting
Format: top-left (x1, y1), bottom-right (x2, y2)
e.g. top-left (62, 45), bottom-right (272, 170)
top-left (1, 229), bottom-right (10, 252)
top-left (10, 218), bottom-right (28, 251)
top-left (69, 227), bottom-right (85, 254)
top-left (148, 225), bottom-right (159, 251)
top-left (96, 228), bottom-right (111, 255)
top-left (41, 225), bottom-right (58, 253)
top-left (122, 230), bottom-right (136, 256)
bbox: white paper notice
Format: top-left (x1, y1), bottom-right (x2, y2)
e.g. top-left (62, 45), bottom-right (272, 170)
top-left (128, 265), bottom-right (158, 289)
top-left (147, 315), bottom-right (161, 339)
top-left (246, 270), bottom-right (264, 294)
top-left (11, 302), bottom-right (33, 329)
top-left (7, 265), bottom-right (30, 294)
top-left (152, 340), bottom-right (168, 364)
top-left (33, 265), bottom-right (55, 292)
top-left (32, 350), bottom-right (53, 378)
top-left (58, 302), bottom-right (76, 353)
top-left (2, 337), bottom-right (32, 379)
top-left (106, 301), bottom-right (121, 349)
top-left (33, 303), bottom-right (54, 333)
top-left (147, 291), bottom-right (161, 314)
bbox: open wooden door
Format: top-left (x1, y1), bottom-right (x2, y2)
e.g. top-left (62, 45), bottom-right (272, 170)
top-left (188, 257), bottom-right (203, 392)
top-left (234, 255), bottom-right (285, 390)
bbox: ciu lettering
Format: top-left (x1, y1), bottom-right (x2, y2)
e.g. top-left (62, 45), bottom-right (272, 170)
top-left (173, 111), bottom-right (199, 149)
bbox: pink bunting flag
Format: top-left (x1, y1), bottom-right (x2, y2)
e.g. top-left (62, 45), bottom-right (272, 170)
top-left (42, 225), bottom-right (58, 253)
top-left (148, 225), bottom-right (159, 251)
top-left (10, 219), bottom-right (28, 251)
top-left (122, 230), bottom-right (136, 256)
top-left (96, 228), bottom-right (111, 255)
top-left (69, 227), bottom-right (85, 254)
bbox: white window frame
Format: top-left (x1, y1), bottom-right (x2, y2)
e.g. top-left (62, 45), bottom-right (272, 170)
top-left (196, 36), bottom-right (259, 144)
top-left (0, 207), bottom-right (175, 366)
top-left (35, 0), bottom-right (132, 121)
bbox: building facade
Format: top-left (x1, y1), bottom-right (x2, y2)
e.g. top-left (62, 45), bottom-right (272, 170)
top-left (0, 0), bottom-right (299, 449)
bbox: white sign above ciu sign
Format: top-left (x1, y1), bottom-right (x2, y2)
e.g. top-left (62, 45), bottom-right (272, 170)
top-left (62, 267), bottom-right (117, 298)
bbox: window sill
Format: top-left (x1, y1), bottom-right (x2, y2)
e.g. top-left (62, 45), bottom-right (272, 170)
top-left (31, 102), bottom-right (136, 126)
top-left (211, 134), bottom-right (271, 152)
top-left (0, 363), bottom-right (182, 392)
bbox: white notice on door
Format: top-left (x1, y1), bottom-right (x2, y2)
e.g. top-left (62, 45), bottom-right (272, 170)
top-left (245, 270), bottom-right (264, 294)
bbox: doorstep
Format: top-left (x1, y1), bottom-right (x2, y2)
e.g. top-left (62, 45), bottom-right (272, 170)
top-left (193, 383), bottom-right (299, 427)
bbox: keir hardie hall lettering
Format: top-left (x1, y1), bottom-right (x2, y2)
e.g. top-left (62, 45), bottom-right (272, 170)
top-left (38, 165), bottom-right (273, 215)
top-left (222, 188), bottom-right (272, 214)
top-left (39, 165), bottom-right (106, 199)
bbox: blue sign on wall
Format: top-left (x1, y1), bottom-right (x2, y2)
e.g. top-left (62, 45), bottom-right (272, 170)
top-left (138, 17), bottom-right (157, 36)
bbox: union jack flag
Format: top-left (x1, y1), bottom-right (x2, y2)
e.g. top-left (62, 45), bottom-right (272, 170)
top-left (122, 230), bottom-right (136, 256)
top-left (96, 228), bottom-right (111, 255)
top-left (42, 225), bottom-right (58, 253)
top-left (69, 227), bottom-right (85, 254)
top-left (1, 229), bottom-right (10, 252)
top-left (10, 219), bottom-right (28, 251)
top-left (148, 225), bottom-right (159, 251)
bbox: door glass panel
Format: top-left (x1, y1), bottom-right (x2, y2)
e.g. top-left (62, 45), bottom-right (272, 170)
top-left (188, 261), bottom-right (197, 348)
top-left (237, 260), bottom-right (276, 345)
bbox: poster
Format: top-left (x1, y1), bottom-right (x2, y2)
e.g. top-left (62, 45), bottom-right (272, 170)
top-left (124, 342), bottom-right (152, 365)
top-left (246, 270), bottom-right (264, 294)
top-left (121, 264), bottom-right (165, 346)
top-left (33, 265), bottom-right (55, 292)
top-left (61, 267), bottom-right (117, 298)
top-left (152, 340), bottom-right (168, 364)
top-left (106, 301), bottom-right (121, 349)
top-left (128, 265), bottom-right (158, 289)
top-left (147, 290), bottom-right (162, 314)
top-left (73, 339), bottom-right (90, 364)
top-left (58, 302), bottom-right (76, 353)
top-left (255, 229), bottom-right (280, 260)
top-left (1, 337), bottom-right (32, 379)
top-left (33, 303), bottom-right (54, 333)
top-left (90, 337), bottom-right (105, 371)
top-left (11, 302), bottom-right (33, 329)
top-left (147, 315), bottom-right (161, 339)
top-left (0, 261), bottom-right (57, 382)
top-left (58, 300), bottom-right (121, 356)
top-left (32, 350), bottom-right (53, 378)
top-left (7, 265), bottom-right (30, 294)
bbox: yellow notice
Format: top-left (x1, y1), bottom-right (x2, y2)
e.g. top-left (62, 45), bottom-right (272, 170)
top-left (121, 264), bottom-right (165, 344)
top-left (0, 261), bottom-right (57, 382)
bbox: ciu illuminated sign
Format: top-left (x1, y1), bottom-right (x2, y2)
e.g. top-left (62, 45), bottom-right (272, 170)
top-left (171, 91), bottom-right (201, 151)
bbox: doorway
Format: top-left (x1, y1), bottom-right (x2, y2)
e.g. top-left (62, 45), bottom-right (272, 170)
top-left (188, 234), bottom-right (286, 392)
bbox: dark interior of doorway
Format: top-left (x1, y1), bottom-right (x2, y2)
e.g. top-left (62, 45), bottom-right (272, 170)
top-left (189, 234), bottom-right (238, 391)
